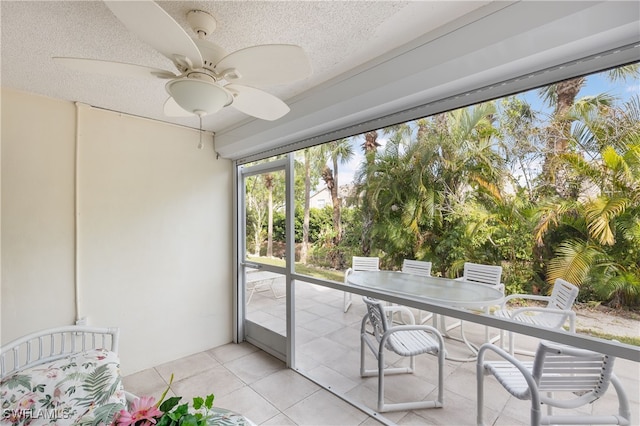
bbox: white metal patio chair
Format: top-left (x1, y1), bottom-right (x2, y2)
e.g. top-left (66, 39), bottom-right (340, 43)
top-left (476, 340), bottom-right (631, 426)
top-left (360, 296), bottom-right (445, 412)
top-left (402, 259), bottom-right (433, 276)
top-left (494, 278), bottom-right (579, 355)
top-left (438, 262), bottom-right (503, 343)
top-left (245, 270), bottom-right (285, 304)
top-left (344, 256), bottom-right (379, 312)
top-left (402, 259), bottom-right (434, 324)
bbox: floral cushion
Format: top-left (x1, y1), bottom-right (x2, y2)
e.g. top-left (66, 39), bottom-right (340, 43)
top-left (1, 348), bottom-right (126, 425)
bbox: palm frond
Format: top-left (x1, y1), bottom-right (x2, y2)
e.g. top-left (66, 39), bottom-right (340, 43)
top-left (584, 196), bottom-right (627, 245)
top-left (547, 239), bottom-right (600, 286)
top-left (606, 64), bottom-right (640, 82)
top-left (596, 271), bottom-right (640, 307)
top-left (533, 199), bottom-right (577, 245)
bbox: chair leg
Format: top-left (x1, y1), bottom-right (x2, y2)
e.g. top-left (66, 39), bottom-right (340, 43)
top-left (419, 311), bottom-right (434, 325)
top-left (611, 374), bottom-right (632, 425)
top-left (374, 345), bottom-right (444, 412)
top-left (377, 347), bottom-right (386, 412)
top-left (477, 364), bottom-right (486, 426)
top-left (508, 332), bottom-right (538, 357)
top-left (530, 403), bottom-right (542, 426)
top-left (343, 291), bottom-right (352, 312)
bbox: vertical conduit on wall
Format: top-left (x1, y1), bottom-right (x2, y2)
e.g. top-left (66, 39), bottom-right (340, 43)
top-left (74, 102), bottom-right (89, 325)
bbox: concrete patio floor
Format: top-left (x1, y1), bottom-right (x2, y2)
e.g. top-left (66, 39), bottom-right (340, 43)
top-left (123, 279), bottom-right (639, 425)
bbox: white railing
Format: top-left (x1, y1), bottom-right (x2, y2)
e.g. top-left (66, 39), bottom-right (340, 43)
top-left (296, 274), bottom-right (639, 362)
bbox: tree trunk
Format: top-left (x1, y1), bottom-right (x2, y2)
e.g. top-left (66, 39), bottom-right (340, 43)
top-left (361, 131), bottom-right (380, 255)
top-left (541, 77), bottom-right (585, 197)
top-left (253, 227), bottom-right (261, 256)
top-left (265, 174), bottom-right (274, 258)
top-left (331, 155), bottom-right (342, 245)
top-left (267, 188), bottom-right (273, 257)
top-left (300, 150), bottom-right (311, 264)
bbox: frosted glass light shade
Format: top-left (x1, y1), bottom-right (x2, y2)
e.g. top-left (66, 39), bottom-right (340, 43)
top-left (165, 78), bottom-right (232, 116)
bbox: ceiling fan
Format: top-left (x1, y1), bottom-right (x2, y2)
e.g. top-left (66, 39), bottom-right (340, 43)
top-left (53, 1), bottom-right (311, 121)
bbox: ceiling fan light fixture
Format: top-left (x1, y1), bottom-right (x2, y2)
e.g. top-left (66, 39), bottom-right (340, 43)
top-left (165, 78), bottom-right (232, 116)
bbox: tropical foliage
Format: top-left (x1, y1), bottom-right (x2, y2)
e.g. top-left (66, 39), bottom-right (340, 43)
top-left (244, 65), bottom-right (640, 308)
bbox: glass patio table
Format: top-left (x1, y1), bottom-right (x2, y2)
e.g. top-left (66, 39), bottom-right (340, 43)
top-left (347, 270), bottom-right (505, 360)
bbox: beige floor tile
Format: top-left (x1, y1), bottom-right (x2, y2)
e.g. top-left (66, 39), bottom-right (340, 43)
top-left (213, 386), bottom-right (280, 425)
top-left (491, 412), bottom-right (528, 426)
top-left (358, 416), bottom-right (387, 425)
top-left (170, 363), bottom-right (245, 401)
top-left (298, 336), bottom-right (353, 365)
top-left (261, 413), bottom-right (299, 425)
top-left (360, 372), bottom-right (436, 407)
top-left (293, 351), bottom-right (322, 372)
top-left (251, 369), bottom-right (320, 411)
top-left (324, 325), bottom-right (362, 351)
top-left (224, 350), bottom-right (286, 384)
top-left (207, 341), bottom-right (259, 364)
top-left (298, 317), bottom-right (345, 337)
top-left (122, 367), bottom-right (169, 400)
top-left (284, 390), bottom-right (370, 426)
top-left (396, 411), bottom-right (439, 425)
top-left (295, 310), bottom-right (323, 326)
top-left (412, 389), bottom-right (479, 425)
top-left (344, 381), bottom-right (380, 411)
top-left (293, 325), bottom-right (320, 345)
top-left (305, 364), bottom-right (359, 394)
top-left (154, 351), bottom-right (219, 383)
top-left (323, 351), bottom-right (366, 383)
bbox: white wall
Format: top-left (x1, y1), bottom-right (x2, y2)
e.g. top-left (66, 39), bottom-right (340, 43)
top-left (1, 88), bottom-right (233, 374)
top-left (1, 89), bottom-right (77, 334)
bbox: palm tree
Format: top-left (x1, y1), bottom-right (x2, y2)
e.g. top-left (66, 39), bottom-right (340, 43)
top-left (300, 149), bottom-right (312, 264)
top-left (320, 139), bottom-right (354, 268)
top-left (359, 131), bottom-right (382, 256)
top-left (538, 64), bottom-right (639, 197)
top-left (497, 97), bottom-right (542, 198)
top-left (299, 146), bottom-right (324, 264)
top-left (357, 102), bottom-right (507, 273)
top-left (535, 95), bottom-right (640, 306)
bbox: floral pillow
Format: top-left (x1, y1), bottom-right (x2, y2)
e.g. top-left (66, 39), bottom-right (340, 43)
top-left (1, 348), bottom-right (126, 425)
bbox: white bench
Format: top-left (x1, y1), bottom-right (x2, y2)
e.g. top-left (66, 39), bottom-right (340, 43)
top-left (0, 326), bottom-right (130, 425)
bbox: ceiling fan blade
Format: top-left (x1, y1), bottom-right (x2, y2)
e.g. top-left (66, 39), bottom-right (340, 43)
top-left (163, 97), bottom-right (194, 117)
top-left (53, 57), bottom-right (176, 79)
top-left (226, 84), bottom-right (290, 121)
top-left (215, 45), bottom-right (311, 86)
top-left (104, 0), bottom-right (203, 69)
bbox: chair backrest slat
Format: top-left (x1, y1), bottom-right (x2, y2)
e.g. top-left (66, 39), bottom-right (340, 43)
top-left (402, 259), bottom-right (432, 277)
top-left (363, 297), bottom-right (389, 342)
top-left (352, 256), bottom-right (380, 271)
top-left (463, 262), bottom-right (502, 287)
top-left (547, 278), bottom-right (579, 310)
top-left (533, 341), bottom-right (614, 396)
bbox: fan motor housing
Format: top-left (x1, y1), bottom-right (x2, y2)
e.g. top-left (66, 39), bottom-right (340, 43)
top-left (187, 10), bottom-right (216, 37)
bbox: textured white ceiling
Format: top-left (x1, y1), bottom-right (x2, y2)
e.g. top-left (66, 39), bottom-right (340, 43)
top-left (1, 1), bottom-right (489, 133)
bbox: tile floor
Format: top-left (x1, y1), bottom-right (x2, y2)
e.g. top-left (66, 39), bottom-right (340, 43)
top-left (123, 280), bottom-right (639, 425)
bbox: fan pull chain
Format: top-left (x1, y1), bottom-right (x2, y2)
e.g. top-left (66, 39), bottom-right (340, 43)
top-left (197, 114), bottom-right (204, 149)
